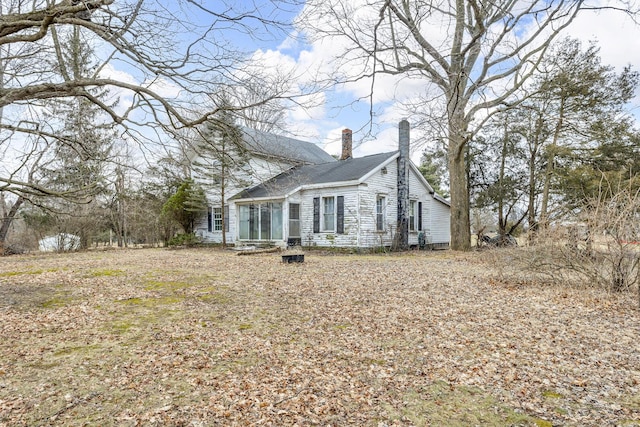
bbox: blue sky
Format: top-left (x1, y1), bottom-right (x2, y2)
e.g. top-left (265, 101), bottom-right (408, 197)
top-left (3, 1), bottom-right (638, 190)
top-left (99, 1), bottom-right (640, 164)
top-left (236, 1), bottom-right (640, 163)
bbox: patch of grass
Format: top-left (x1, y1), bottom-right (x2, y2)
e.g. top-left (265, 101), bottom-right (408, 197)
top-left (213, 350), bottom-right (263, 373)
top-left (542, 390), bottom-right (565, 399)
top-left (623, 394), bottom-right (640, 410)
top-left (0, 268), bottom-right (59, 277)
top-left (25, 361), bottom-right (61, 370)
top-left (363, 358), bottom-right (386, 366)
top-left (238, 323), bottom-right (253, 331)
top-left (111, 321), bottom-right (136, 334)
top-left (107, 300), bottom-right (186, 337)
top-left (333, 323), bottom-right (352, 330)
top-left (116, 296), bottom-right (184, 307)
top-left (554, 406), bottom-right (569, 415)
top-left (0, 271), bottom-right (27, 277)
top-left (144, 279), bottom-right (193, 292)
top-left (53, 344), bottom-right (101, 356)
top-left (195, 285), bottom-right (231, 304)
top-left (40, 294), bottom-right (72, 309)
top-left (383, 381), bottom-right (549, 426)
top-left (618, 420), bottom-right (640, 426)
top-left (197, 292), bottom-right (230, 304)
top-left (89, 268), bottom-right (125, 277)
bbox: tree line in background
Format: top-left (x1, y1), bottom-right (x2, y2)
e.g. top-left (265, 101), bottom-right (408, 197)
top-left (0, 0), bottom-right (297, 253)
top-left (1, 0), bottom-right (639, 267)
top-left (300, 0), bottom-right (640, 251)
top-left (469, 37), bottom-right (640, 238)
top-left (2, 34), bottom-right (639, 254)
top-left (415, 37), bottom-right (639, 239)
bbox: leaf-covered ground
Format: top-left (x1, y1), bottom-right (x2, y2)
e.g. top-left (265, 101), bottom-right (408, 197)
top-left (0, 248), bottom-right (638, 426)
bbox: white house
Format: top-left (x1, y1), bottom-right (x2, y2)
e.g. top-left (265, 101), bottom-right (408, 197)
top-left (193, 121), bottom-right (450, 249)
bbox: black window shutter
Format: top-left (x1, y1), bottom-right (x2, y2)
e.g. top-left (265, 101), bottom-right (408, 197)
top-left (313, 197), bottom-right (320, 233)
top-left (418, 202), bottom-right (423, 231)
top-left (207, 207), bottom-right (212, 232)
top-left (337, 196), bottom-right (344, 234)
top-left (224, 205), bottom-right (229, 232)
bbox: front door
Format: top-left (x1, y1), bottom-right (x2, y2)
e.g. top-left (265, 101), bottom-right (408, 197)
top-left (288, 203), bottom-right (301, 246)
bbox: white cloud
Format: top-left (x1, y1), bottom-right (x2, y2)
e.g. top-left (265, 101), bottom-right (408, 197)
top-left (248, 1), bottom-right (640, 160)
top-left (569, 7), bottom-right (640, 71)
top-left (99, 63), bottom-right (138, 85)
top-left (277, 30), bottom-right (301, 52)
top-left (141, 77), bottom-right (183, 99)
top-left (289, 92), bottom-right (327, 122)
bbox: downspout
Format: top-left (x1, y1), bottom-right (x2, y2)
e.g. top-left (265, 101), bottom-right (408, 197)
top-left (357, 184), bottom-right (361, 248)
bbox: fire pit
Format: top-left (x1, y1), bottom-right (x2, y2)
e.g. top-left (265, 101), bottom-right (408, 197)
top-left (282, 254), bottom-right (304, 263)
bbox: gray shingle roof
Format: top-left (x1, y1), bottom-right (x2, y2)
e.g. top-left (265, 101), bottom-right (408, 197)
top-left (232, 151), bottom-right (398, 200)
top-left (240, 127), bottom-right (336, 165)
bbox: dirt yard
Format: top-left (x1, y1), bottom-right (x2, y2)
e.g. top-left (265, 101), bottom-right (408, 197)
top-left (0, 248), bottom-right (638, 426)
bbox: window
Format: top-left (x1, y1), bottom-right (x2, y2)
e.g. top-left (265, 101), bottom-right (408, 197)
top-left (271, 203), bottom-right (283, 240)
top-left (289, 203), bottom-right (301, 238)
top-left (213, 208), bottom-right (223, 231)
top-left (313, 196), bottom-right (344, 234)
top-left (322, 196), bottom-right (335, 231)
top-left (238, 202), bottom-right (283, 240)
top-left (209, 206), bottom-right (229, 233)
top-left (409, 200), bottom-right (416, 231)
top-left (376, 196), bottom-right (386, 231)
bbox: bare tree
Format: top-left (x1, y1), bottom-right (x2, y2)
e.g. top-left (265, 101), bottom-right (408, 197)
top-left (300, 0), bottom-right (638, 250)
top-left (0, 0), bottom-right (305, 226)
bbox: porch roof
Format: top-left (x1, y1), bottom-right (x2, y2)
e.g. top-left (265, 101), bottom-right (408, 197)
top-left (231, 151), bottom-right (398, 200)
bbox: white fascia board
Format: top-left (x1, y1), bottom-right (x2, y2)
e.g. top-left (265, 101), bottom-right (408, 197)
top-left (271, 180), bottom-right (363, 199)
top-left (434, 193), bottom-right (451, 207)
top-left (298, 180), bottom-right (361, 191)
top-left (233, 179), bottom-right (364, 204)
top-left (232, 196), bottom-right (286, 203)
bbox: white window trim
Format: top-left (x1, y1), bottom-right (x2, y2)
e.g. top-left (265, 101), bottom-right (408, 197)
top-left (322, 196), bottom-right (336, 232)
top-left (409, 200), bottom-right (417, 232)
top-left (213, 207), bottom-right (223, 232)
top-left (376, 195), bottom-right (386, 232)
top-left (238, 202), bottom-right (283, 241)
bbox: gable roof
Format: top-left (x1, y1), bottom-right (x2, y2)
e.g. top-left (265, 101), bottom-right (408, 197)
top-left (240, 127), bottom-right (336, 165)
top-left (232, 151), bottom-right (398, 200)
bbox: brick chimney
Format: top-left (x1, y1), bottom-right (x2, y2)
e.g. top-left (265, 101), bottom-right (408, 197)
top-left (340, 128), bottom-right (352, 160)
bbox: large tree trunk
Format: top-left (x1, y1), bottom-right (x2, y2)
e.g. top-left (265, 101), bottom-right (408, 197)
top-left (528, 149), bottom-right (538, 235)
top-left (448, 124), bottom-right (471, 251)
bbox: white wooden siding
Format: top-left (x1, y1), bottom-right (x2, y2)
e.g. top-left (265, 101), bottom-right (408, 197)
top-left (429, 199), bottom-right (451, 244)
top-left (194, 154), bottom-right (294, 244)
top-left (358, 161), bottom-right (397, 248)
top-left (194, 150), bottom-right (451, 248)
top-left (298, 186), bottom-right (360, 248)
